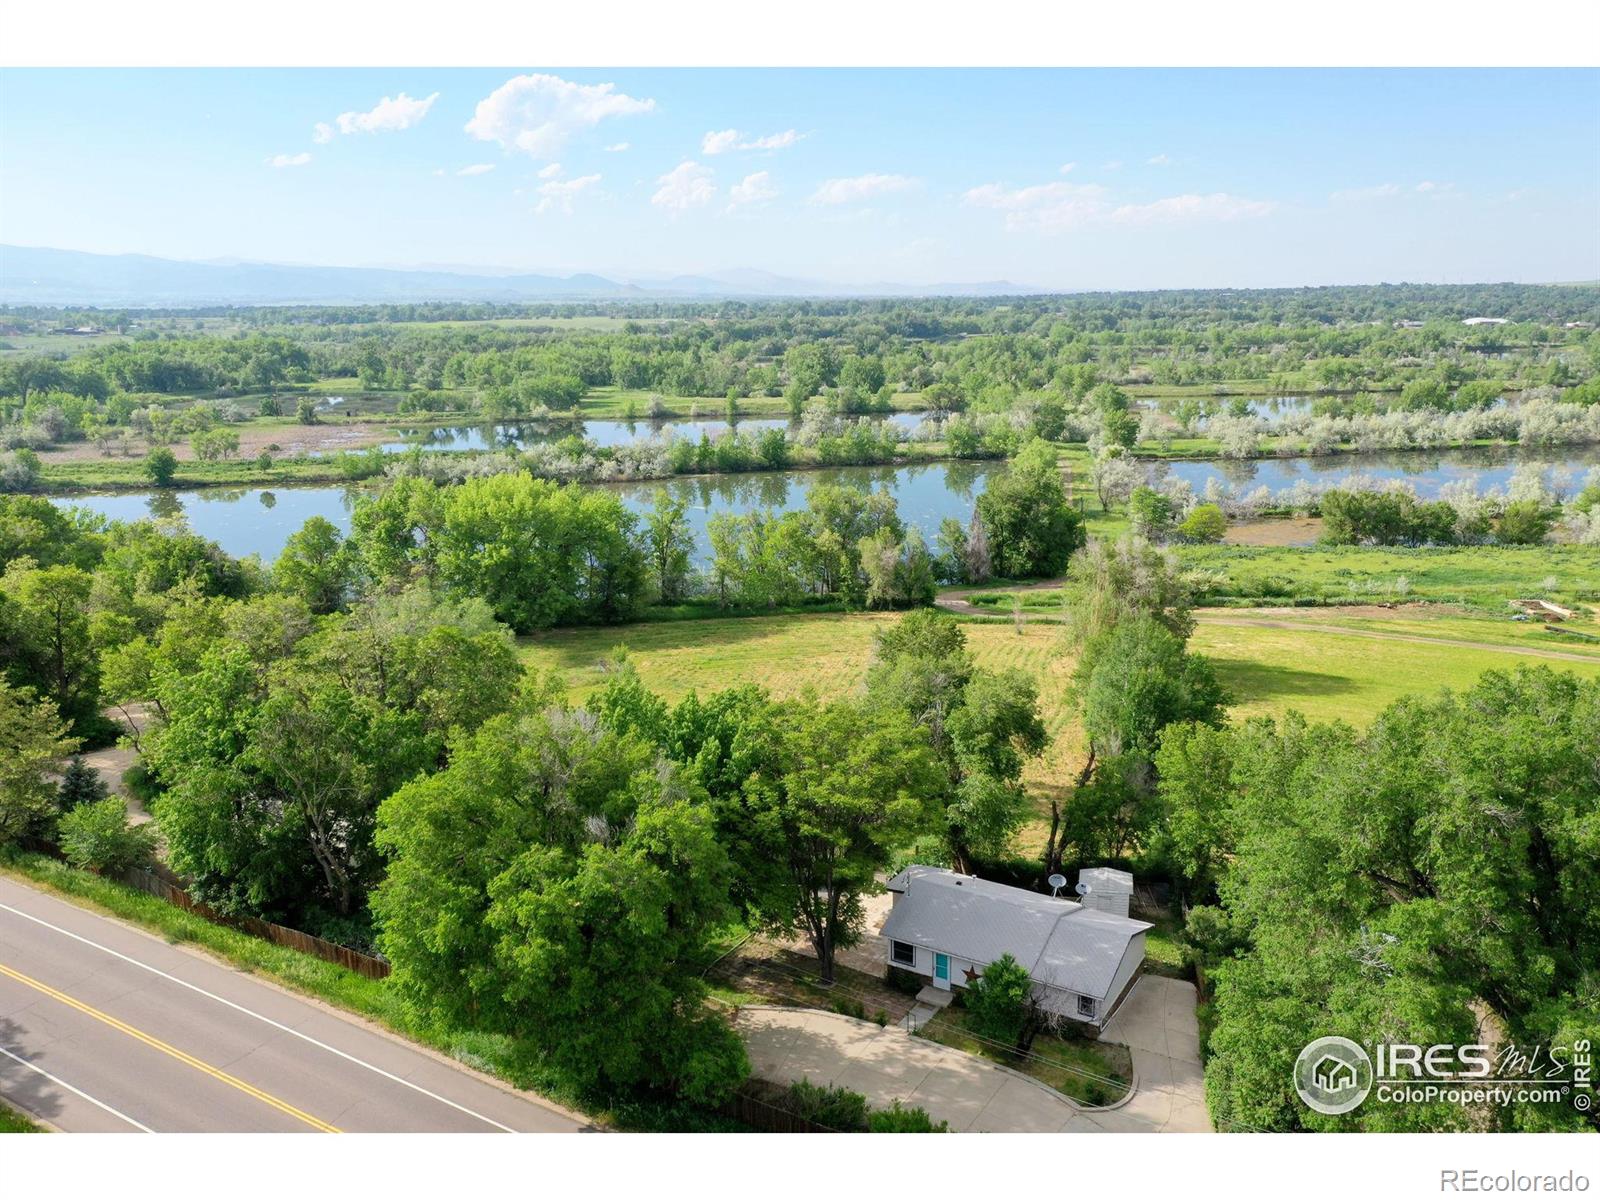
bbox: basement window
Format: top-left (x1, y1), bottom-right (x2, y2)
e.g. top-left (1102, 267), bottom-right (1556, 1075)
top-left (1077, 995), bottom-right (1097, 1019)
top-left (891, 940), bottom-right (916, 967)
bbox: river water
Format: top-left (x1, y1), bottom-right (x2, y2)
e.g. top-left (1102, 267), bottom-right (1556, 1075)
top-left (47, 443), bottom-right (1600, 564)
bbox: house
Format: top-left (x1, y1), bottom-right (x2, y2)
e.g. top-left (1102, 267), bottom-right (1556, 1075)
top-left (1462, 317), bottom-right (1510, 326)
top-left (1313, 1055), bottom-right (1358, 1093)
top-left (881, 866), bottom-right (1151, 1028)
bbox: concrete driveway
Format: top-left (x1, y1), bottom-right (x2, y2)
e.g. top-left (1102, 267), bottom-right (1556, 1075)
top-left (1093, 975), bottom-right (1211, 1132)
top-left (737, 983), bottom-right (1213, 1133)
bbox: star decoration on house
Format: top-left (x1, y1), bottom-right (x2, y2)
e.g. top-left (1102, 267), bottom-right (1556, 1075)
top-left (962, 966), bottom-right (979, 983)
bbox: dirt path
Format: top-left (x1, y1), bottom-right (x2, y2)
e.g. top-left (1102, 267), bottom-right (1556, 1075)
top-left (934, 588), bottom-right (1600, 664)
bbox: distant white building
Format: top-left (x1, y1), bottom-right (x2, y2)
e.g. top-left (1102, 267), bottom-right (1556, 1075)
top-left (1462, 317), bottom-right (1510, 326)
top-left (881, 866), bottom-right (1150, 1028)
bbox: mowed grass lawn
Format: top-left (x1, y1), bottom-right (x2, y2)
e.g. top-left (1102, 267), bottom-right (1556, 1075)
top-left (520, 608), bottom-right (1600, 847)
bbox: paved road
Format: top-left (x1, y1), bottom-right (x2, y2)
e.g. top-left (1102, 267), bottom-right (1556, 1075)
top-left (0, 874), bottom-right (588, 1133)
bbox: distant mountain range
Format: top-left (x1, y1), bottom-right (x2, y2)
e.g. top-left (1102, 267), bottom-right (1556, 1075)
top-left (0, 245), bottom-right (1041, 307)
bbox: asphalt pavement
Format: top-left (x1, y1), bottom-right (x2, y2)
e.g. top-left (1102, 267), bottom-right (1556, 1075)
top-left (0, 873), bottom-right (588, 1133)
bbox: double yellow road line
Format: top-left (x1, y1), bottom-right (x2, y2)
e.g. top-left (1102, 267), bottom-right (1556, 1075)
top-left (0, 961), bottom-right (341, 1132)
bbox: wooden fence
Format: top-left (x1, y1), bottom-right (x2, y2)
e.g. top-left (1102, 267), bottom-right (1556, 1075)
top-left (112, 866), bottom-right (393, 979)
top-left (720, 1086), bottom-right (841, 1134)
top-left (16, 836), bottom-right (390, 980)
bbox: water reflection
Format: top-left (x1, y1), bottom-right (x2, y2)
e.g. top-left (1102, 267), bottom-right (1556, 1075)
top-left (1162, 444), bottom-right (1600, 498)
top-left (378, 409), bottom-right (928, 454)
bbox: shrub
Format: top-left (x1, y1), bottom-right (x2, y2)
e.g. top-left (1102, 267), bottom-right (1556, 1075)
top-left (783, 1079), bottom-right (870, 1131)
top-left (868, 1100), bottom-right (948, 1132)
top-left (57, 798), bottom-right (158, 875)
top-left (964, 952), bottom-right (1034, 1048)
top-left (143, 446), bottom-right (178, 487)
top-left (1177, 503), bottom-right (1228, 544)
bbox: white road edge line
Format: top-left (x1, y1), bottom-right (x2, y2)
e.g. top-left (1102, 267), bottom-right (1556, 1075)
top-left (0, 1042), bottom-right (156, 1133)
top-left (0, 899), bottom-right (519, 1133)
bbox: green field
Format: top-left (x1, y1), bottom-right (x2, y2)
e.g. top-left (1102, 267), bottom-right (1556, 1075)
top-left (966, 543), bottom-right (1600, 613)
top-left (518, 606), bottom-right (1600, 847)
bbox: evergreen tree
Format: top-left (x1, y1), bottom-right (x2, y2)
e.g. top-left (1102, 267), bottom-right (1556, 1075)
top-left (57, 755), bottom-right (109, 812)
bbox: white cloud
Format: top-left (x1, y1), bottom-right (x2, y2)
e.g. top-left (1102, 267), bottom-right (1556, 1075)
top-left (535, 173), bottom-right (602, 216)
top-left (963, 181), bottom-right (1109, 232)
top-left (703, 128), bottom-right (802, 156)
top-left (456, 163), bottom-right (495, 177)
top-left (466, 73), bottom-right (654, 159)
top-left (809, 173), bottom-right (917, 205)
top-left (728, 171), bottom-right (778, 211)
top-left (604, 142), bottom-right (630, 153)
top-left (538, 162), bottom-right (564, 180)
top-left (432, 168), bottom-right (446, 177)
top-left (1329, 182), bottom-right (1402, 202)
top-left (1146, 154), bottom-right (1172, 166)
top-left (1059, 162), bottom-right (1077, 174)
top-left (326, 92), bottom-right (438, 137)
top-left (1108, 193), bottom-right (1275, 225)
top-left (266, 152), bottom-right (312, 169)
top-left (964, 180), bottom-right (1273, 232)
top-left (744, 129), bottom-right (800, 152)
top-left (1414, 180), bottom-right (1453, 193)
top-left (651, 161), bottom-right (716, 212)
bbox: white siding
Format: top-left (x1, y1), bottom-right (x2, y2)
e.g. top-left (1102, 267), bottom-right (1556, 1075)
top-left (1099, 933), bottom-right (1146, 1024)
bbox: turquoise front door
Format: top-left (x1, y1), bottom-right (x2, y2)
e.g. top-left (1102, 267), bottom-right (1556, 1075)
top-left (934, 953), bottom-right (950, 982)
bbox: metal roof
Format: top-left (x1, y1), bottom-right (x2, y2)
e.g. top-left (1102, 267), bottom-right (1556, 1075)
top-left (1078, 867), bottom-right (1135, 896)
top-left (880, 866), bottom-right (1150, 999)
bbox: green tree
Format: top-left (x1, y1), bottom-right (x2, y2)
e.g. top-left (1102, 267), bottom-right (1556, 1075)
top-left (191, 427), bottom-right (240, 462)
top-left (0, 682), bottom-right (78, 843)
top-left (373, 700), bottom-right (747, 1104)
top-left (1, 563), bottom-right (104, 737)
top-left (56, 755), bottom-right (110, 811)
top-left (1495, 499), bottom-right (1554, 545)
top-left (644, 489), bottom-right (694, 605)
top-left (1128, 487), bottom-right (1176, 541)
top-left (273, 516), bottom-right (354, 615)
top-left (733, 695), bottom-right (944, 982)
top-left (1183, 669), bottom-right (1600, 1132)
top-left (143, 446), bottom-right (178, 487)
top-left (973, 439), bottom-right (1084, 579)
top-left (1176, 503), bottom-right (1228, 544)
top-left (865, 611), bottom-right (1046, 867)
top-left (964, 952), bottom-right (1035, 1048)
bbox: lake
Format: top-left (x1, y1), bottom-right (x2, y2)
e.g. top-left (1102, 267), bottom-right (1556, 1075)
top-left (372, 409), bottom-right (930, 454)
top-left (48, 443), bottom-right (1600, 566)
top-left (50, 459), bottom-right (1002, 565)
top-left (1158, 444), bottom-right (1600, 499)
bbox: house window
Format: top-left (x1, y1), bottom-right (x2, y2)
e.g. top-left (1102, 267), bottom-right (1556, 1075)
top-left (1077, 995), bottom-right (1097, 1019)
top-left (891, 940), bottom-right (916, 967)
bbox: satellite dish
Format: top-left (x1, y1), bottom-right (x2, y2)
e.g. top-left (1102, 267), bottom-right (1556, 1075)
top-left (1074, 881), bottom-right (1092, 896)
top-left (1047, 872), bottom-right (1067, 897)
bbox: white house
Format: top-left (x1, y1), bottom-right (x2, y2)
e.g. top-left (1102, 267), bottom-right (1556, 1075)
top-left (880, 866), bottom-right (1151, 1028)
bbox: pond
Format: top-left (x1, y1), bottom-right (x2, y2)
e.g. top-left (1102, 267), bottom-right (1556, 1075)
top-left (50, 459), bottom-right (1003, 565)
top-left (1157, 444), bottom-right (1600, 500)
top-left (371, 409), bottom-right (931, 454)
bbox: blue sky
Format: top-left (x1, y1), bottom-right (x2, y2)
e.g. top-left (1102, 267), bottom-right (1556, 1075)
top-left (1, 68), bottom-right (1595, 288)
